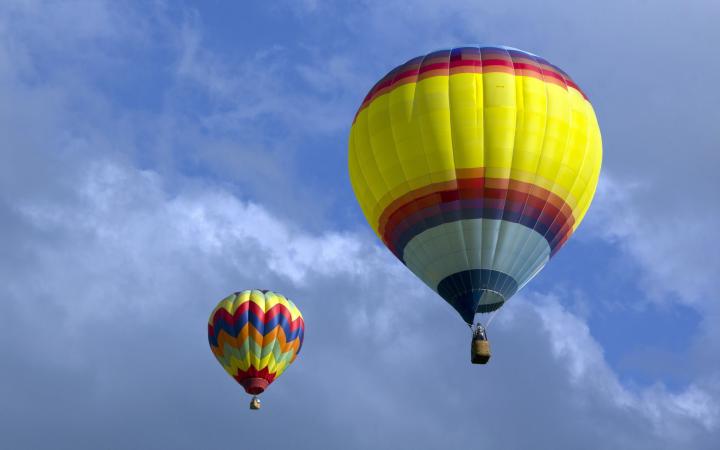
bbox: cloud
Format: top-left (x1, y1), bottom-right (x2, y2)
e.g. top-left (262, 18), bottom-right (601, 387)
top-left (174, 14), bottom-right (357, 136)
top-left (2, 156), bottom-right (718, 449)
top-left (586, 177), bottom-right (720, 311)
top-left (531, 294), bottom-right (719, 434)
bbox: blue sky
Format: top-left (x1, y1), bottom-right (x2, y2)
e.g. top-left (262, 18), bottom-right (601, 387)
top-left (1, 1), bottom-right (719, 449)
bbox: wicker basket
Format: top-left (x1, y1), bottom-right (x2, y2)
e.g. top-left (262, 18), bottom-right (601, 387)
top-left (471, 339), bottom-right (491, 364)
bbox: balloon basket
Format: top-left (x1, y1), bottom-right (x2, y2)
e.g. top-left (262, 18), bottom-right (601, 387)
top-left (471, 339), bottom-right (491, 364)
top-left (249, 396), bottom-right (261, 410)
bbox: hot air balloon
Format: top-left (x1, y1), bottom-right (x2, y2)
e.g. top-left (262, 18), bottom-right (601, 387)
top-left (348, 46), bottom-right (602, 364)
top-left (208, 290), bottom-right (305, 409)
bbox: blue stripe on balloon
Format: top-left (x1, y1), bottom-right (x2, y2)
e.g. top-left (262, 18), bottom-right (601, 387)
top-left (393, 203), bottom-right (562, 261)
top-left (208, 312), bottom-right (303, 347)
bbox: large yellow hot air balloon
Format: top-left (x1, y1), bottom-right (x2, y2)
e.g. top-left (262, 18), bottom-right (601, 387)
top-left (348, 46), bottom-right (602, 363)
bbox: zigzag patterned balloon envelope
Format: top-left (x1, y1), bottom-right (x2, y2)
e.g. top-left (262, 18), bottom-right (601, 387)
top-left (348, 46), bottom-right (602, 326)
top-left (208, 290), bottom-right (304, 407)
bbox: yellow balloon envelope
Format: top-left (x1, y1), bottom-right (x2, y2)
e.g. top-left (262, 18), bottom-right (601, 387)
top-left (348, 46), bottom-right (602, 324)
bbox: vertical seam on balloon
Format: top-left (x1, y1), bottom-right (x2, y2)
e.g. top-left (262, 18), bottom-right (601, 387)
top-left (353, 80), bottom-right (391, 232)
top-left (254, 290), bottom-right (265, 371)
top-left (391, 58), bottom-right (431, 283)
top-left (409, 52), bottom-right (452, 292)
top-left (563, 99), bottom-right (600, 236)
top-left (428, 49), bottom-right (464, 306)
top-left (350, 126), bottom-right (384, 240)
top-left (278, 297), bottom-right (294, 376)
top-left (446, 48), bottom-right (472, 313)
top-left (487, 49), bottom-right (517, 304)
top-left (569, 104), bottom-right (602, 231)
top-left (268, 294), bottom-right (286, 378)
top-left (472, 48), bottom-right (487, 318)
top-left (285, 302), bottom-right (303, 371)
top-left (384, 59), bottom-right (425, 269)
top-left (354, 113), bottom-right (381, 227)
top-left (525, 75), bottom-right (589, 263)
top-left (264, 292), bottom-right (280, 374)
top-left (240, 292), bottom-right (251, 376)
top-left (293, 306), bottom-right (304, 356)
top-left (479, 46), bottom-right (492, 302)
top-left (478, 47), bottom-right (495, 291)
top-left (349, 124), bottom-right (371, 229)
top-left (348, 132), bottom-right (369, 231)
top-left (512, 62), bottom-right (578, 283)
top-left (260, 291), bottom-right (271, 370)
top-left (509, 76), bottom-right (571, 283)
top-left (232, 293), bottom-right (247, 373)
top-left (498, 53), bottom-right (553, 296)
top-left (540, 92), bottom-right (593, 256)
top-left (488, 48), bottom-right (521, 303)
top-left (495, 53), bottom-right (551, 297)
top-left (361, 90), bottom-right (396, 234)
top-left (224, 293), bottom-right (236, 373)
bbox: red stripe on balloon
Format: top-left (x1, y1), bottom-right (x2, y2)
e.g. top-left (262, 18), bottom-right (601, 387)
top-left (210, 302), bottom-right (302, 331)
top-left (379, 177), bottom-right (574, 237)
top-left (379, 177), bottom-right (576, 257)
top-left (353, 51), bottom-right (587, 123)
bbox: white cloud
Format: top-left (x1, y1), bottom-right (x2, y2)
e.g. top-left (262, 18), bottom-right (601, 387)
top-left (173, 16), bottom-right (355, 136)
top-left (12, 157), bottom-right (421, 332)
top-left (515, 292), bottom-right (720, 435)
top-left (586, 176), bottom-right (720, 312)
top-left (11, 155), bottom-right (718, 443)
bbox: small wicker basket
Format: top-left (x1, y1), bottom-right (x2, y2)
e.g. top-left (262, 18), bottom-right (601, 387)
top-left (471, 339), bottom-right (491, 364)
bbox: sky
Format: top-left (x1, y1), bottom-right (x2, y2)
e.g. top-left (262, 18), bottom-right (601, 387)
top-left (1, 1), bottom-right (719, 449)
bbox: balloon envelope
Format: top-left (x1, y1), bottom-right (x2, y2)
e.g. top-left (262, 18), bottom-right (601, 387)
top-left (348, 46), bottom-right (602, 324)
top-left (208, 290), bottom-right (304, 395)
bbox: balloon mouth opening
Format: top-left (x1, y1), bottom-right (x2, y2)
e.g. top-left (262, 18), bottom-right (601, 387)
top-left (240, 377), bottom-right (269, 395)
top-left (458, 289), bottom-right (506, 324)
top-left (476, 300), bottom-right (504, 314)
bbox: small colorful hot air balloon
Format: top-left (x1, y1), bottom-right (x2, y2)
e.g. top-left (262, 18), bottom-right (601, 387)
top-left (208, 290), bottom-right (305, 409)
top-left (348, 46), bottom-right (602, 363)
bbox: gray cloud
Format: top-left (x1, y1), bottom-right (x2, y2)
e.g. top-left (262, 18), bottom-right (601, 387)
top-left (3, 157), bottom-right (717, 449)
